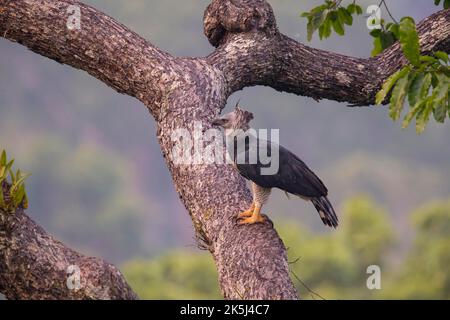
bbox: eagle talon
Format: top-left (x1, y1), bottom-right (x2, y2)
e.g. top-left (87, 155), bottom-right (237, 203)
top-left (237, 203), bottom-right (255, 219)
top-left (237, 213), bottom-right (267, 225)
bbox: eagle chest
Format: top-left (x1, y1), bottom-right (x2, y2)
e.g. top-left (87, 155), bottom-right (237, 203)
top-left (251, 181), bottom-right (272, 205)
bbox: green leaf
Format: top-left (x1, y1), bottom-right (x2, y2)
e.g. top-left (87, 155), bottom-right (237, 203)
top-left (408, 72), bottom-right (422, 106)
top-left (370, 29), bottom-right (382, 38)
top-left (448, 92), bottom-right (450, 117)
top-left (420, 56), bottom-right (438, 64)
top-left (0, 167), bottom-right (5, 180)
top-left (14, 184), bottom-right (26, 208)
top-left (387, 23), bottom-right (400, 39)
top-left (331, 17), bottom-right (345, 36)
top-left (433, 102), bottom-right (447, 123)
top-left (338, 8), bottom-right (353, 26)
top-left (302, 5), bottom-right (329, 41)
top-left (429, 73), bottom-right (450, 124)
top-left (23, 192), bottom-right (29, 209)
top-left (0, 187), bottom-right (4, 208)
top-left (306, 9), bottom-right (327, 41)
top-left (5, 159), bottom-right (14, 172)
top-left (445, 0), bottom-right (450, 9)
top-left (376, 66), bottom-right (410, 104)
top-left (402, 100), bottom-right (426, 129)
top-left (355, 5), bottom-right (363, 15)
top-left (434, 0), bottom-right (441, 5)
top-left (328, 10), bottom-right (337, 20)
top-left (379, 32), bottom-right (396, 51)
top-left (0, 150), bottom-right (6, 167)
top-left (322, 17), bottom-right (332, 38)
top-left (10, 173), bottom-right (31, 194)
top-left (389, 74), bottom-right (411, 121)
top-left (371, 37), bottom-right (383, 56)
top-left (17, 173), bottom-right (31, 187)
top-left (408, 73), bottom-right (432, 107)
top-left (432, 73), bottom-right (450, 103)
top-left (347, 4), bottom-right (356, 14)
top-left (371, 26), bottom-right (399, 56)
top-left (434, 51), bottom-right (449, 63)
top-left (416, 100), bottom-right (434, 133)
top-left (399, 17), bottom-right (421, 67)
top-left (431, 73), bottom-right (439, 87)
top-left (318, 17), bottom-right (332, 39)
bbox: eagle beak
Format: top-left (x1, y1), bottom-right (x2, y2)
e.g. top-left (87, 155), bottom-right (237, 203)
top-left (212, 117), bottom-right (226, 127)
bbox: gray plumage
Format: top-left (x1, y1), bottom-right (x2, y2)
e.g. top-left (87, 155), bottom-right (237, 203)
top-left (212, 106), bottom-right (338, 228)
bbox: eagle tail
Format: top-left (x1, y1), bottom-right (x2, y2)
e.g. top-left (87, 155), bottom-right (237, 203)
top-left (311, 196), bottom-right (338, 228)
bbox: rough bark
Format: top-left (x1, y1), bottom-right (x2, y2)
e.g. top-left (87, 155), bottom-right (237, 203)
top-left (205, 3), bottom-right (450, 104)
top-left (0, 0), bottom-right (449, 300)
top-left (0, 183), bottom-right (137, 299)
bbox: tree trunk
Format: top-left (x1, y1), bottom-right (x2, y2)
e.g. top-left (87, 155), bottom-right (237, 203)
top-left (0, 200), bottom-right (137, 299)
top-left (0, 0), bottom-right (448, 299)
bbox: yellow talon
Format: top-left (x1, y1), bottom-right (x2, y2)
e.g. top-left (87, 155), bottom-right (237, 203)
top-left (238, 213), bottom-right (267, 225)
top-left (237, 203), bottom-right (267, 225)
top-left (237, 203), bottom-right (255, 219)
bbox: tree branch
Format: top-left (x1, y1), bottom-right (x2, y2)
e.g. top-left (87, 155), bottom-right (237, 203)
top-left (0, 184), bottom-right (137, 299)
top-left (1, 0), bottom-right (298, 300)
top-left (0, 0), bottom-right (176, 116)
top-left (206, 3), bottom-right (450, 105)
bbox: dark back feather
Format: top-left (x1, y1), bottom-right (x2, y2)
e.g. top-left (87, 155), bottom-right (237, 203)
top-left (233, 137), bottom-right (328, 197)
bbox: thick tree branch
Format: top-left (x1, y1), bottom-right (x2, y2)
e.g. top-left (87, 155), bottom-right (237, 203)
top-left (206, 3), bottom-right (450, 104)
top-left (0, 0), bottom-right (176, 116)
top-left (0, 183), bottom-right (137, 299)
top-left (275, 9), bottom-right (450, 105)
top-left (1, 0), bottom-right (449, 300)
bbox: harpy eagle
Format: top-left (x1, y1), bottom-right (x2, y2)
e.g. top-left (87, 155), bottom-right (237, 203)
top-left (212, 105), bottom-right (338, 228)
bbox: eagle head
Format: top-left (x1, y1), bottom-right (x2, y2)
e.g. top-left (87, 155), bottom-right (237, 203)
top-left (212, 103), bottom-right (254, 131)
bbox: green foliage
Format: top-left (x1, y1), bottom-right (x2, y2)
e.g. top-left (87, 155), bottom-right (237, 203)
top-left (11, 137), bottom-right (153, 262)
top-left (382, 201), bottom-right (450, 299)
top-left (120, 196), bottom-right (450, 299)
top-left (370, 22), bottom-right (399, 56)
top-left (413, 201), bottom-right (450, 240)
top-left (388, 67), bottom-right (412, 121)
top-left (398, 17), bottom-right (421, 66)
top-left (300, 1), bottom-right (362, 41)
top-left (375, 17), bottom-right (450, 133)
top-left (122, 251), bottom-right (221, 299)
top-left (277, 195), bottom-right (395, 299)
top-left (341, 197), bottom-right (394, 268)
top-left (301, 1), bottom-right (399, 56)
top-left (0, 150), bottom-right (30, 213)
top-left (434, 0), bottom-right (450, 9)
top-left (302, 2), bottom-right (450, 133)
top-left (302, 1), bottom-right (448, 57)
top-left (376, 67), bottom-right (410, 110)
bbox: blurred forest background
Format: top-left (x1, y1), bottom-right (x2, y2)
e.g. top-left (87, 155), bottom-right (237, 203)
top-left (1, 0), bottom-right (449, 299)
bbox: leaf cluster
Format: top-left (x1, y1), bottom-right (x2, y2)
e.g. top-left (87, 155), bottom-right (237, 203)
top-left (0, 150), bottom-right (30, 213)
top-left (301, 1), bottom-right (362, 41)
top-left (375, 18), bottom-right (450, 133)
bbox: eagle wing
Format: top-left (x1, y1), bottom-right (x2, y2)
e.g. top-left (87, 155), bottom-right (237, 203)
top-left (234, 137), bottom-right (338, 227)
top-left (235, 139), bottom-right (327, 198)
